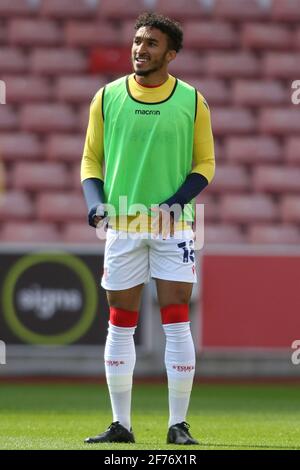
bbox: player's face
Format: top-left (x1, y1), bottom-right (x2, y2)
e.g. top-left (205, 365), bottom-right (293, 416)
top-left (131, 27), bottom-right (175, 76)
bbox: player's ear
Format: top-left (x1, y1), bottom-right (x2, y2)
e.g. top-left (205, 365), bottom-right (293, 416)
top-left (166, 50), bottom-right (176, 64)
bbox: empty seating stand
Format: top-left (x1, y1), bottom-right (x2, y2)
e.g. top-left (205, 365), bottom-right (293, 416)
top-left (0, 0), bottom-right (299, 245)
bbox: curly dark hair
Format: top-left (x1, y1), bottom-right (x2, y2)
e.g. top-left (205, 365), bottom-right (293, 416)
top-left (134, 12), bottom-right (183, 53)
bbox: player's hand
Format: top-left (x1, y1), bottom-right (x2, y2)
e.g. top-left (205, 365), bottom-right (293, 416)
top-left (150, 206), bottom-right (174, 239)
top-left (88, 203), bottom-right (106, 228)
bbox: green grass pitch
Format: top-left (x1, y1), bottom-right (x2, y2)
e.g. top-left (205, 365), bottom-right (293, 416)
top-left (0, 382), bottom-right (299, 450)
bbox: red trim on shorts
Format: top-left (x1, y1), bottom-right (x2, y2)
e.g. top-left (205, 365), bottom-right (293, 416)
top-left (109, 307), bottom-right (138, 327)
top-left (160, 304), bottom-right (189, 324)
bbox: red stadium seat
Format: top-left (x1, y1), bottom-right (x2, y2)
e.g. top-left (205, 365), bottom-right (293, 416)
top-left (62, 223), bottom-right (105, 244)
top-left (184, 78), bottom-right (230, 105)
top-left (225, 137), bottom-right (282, 164)
top-left (212, 108), bottom-right (256, 136)
top-left (206, 165), bottom-right (250, 193)
top-left (8, 19), bottom-right (63, 46)
top-left (56, 76), bottom-right (104, 103)
top-left (0, 191), bottom-right (34, 220)
top-left (241, 24), bottom-right (292, 50)
top-left (121, 20), bottom-right (138, 47)
top-left (285, 138), bottom-right (300, 165)
top-left (36, 192), bottom-right (86, 223)
top-left (232, 80), bottom-right (288, 106)
top-left (272, 0), bottom-right (300, 22)
top-left (45, 134), bottom-right (85, 162)
top-left (253, 166), bottom-right (300, 193)
top-left (41, 0), bottom-right (97, 18)
top-left (3, 76), bottom-right (52, 103)
top-left (71, 163), bottom-right (81, 191)
top-left (0, 0), bottom-right (37, 17)
top-left (0, 106), bottom-right (18, 130)
top-left (281, 196), bottom-right (300, 223)
top-left (184, 21), bottom-right (237, 49)
top-left (0, 48), bottom-right (28, 73)
top-left (214, 0), bottom-right (271, 21)
top-left (20, 104), bottom-right (76, 133)
top-left (259, 109), bottom-right (300, 135)
top-left (0, 23), bottom-right (7, 44)
top-left (196, 193), bottom-right (219, 222)
top-left (263, 53), bottom-right (300, 79)
top-left (156, 0), bottom-right (212, 20)
top-left (168, 51), bottom-right (204, 76)
top-left (78, 105), bottom-right (89, 133)
top-left (206, 52), bottom-right (260, 78)
top-left (65, 21), bottom-right (120, 47)
top-left (89, 47), bottom-right (131, 74)
top-left (295, 29), bottom-right (300, 50)
top-left (1, 222), bottom-right (61, 243)
top-left (248, 224), bottom-right (300, 244)
top-left (31, 49), bottom-right (87, 76)
top-left (12, 162), bottom-right (69, 192)
top-left (99, 0), bottom-right (147, 19)
top-left (220, 194), bottom-right (278, 223)
top-left (205, 224), bottom-right (246, 244)
top-left (0, 133), bottom-right (43, 160)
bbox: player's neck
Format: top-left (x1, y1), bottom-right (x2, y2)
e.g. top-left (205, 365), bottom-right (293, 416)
top-left (134, 71), bottom-right (169, 87)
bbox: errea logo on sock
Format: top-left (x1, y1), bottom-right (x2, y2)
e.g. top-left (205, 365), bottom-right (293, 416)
top-left (0, 80), bottom-right (6, 104)
top-left (0, 340), bottom-right (6, 365)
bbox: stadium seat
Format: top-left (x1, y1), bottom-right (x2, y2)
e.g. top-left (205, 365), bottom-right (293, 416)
top-left (0, 106), bottom-right (18, 130)
top-left (62, 223), bottom-right (105, 244)
top-left (71, 163), bottom-right (81, 191)
top-left (0, 191), bottom-right (34, 220)
top-left (8, 19), bottom-right (63, 46)
top-left (168, 51), bottom-right (204, 76)
top-left (206, 52), bottom-right (260, 78)
top-left (184, 78), bottom-right (230, 105)
top-left (248, 224), bottom-right (300, 244)
top-left (211, 108), bottom-right (256, 136)
top-left (204, 223), bottom-right (246, 244)
top-left (272, 0), bottom-right (300, 22)
top-left (0, 133), bottom-right (43, 160)
top-left (206, 165), bottom-right (250, 193)
top-left (3, 76), bottom-right (52, 103)
top-left (214, 0), bottom-right (271, 21)
top-left (0, 0), bottom-right (37, 17)
top-left (259, 109), bottom-right (300, 135)
top-left (20, 104), bottom-right (76, 133)
top-left (253, 166), bottom-right (300, 193)
top-left (184, 21), bottom-right (237, 49)
top-left (31, 49), bottom-right (87, 76)
top-left (0, 24), bottom-right (7, 44)
top-left (65, 21), bottom-right (120, 47)
top-left (36, 192), bottom-right (86, 223)
top-left (12, 162), bottom-right (69, 191)
top-left (220, 194), bottom-right (278, 223)
top-left (41, 0), bottom-right (98, 18)
top-left (263, 53), bottom-right (300, 79)
top-left (232, 80), bottom-right (288, 106)
top-left (196, 193), bottom-right (219, 222)
top-left (241, 23), bottom-right (292, 50)
top-left (45, 134), bottom-right (85, 162)
top-left (0, 48), bottom-right (28, 73)
top-left (99, 0), bottom-right (147, 19)
top-left (281, 196), bottom-right (300, 223)
top-left (56, 76), bottom-right (104, 103)
top-left (78, 105), bottom-right (89, 133)
top-left (1, 222), bottom-right (61, 243)
top-left (285, 138), bottom-right (300, 165)
top-left (225, 137), bottom-right (282, 164)
top-left (89, 47), bottom-right (132, 74)
top-left (155, 0), bottom-right (212, 20)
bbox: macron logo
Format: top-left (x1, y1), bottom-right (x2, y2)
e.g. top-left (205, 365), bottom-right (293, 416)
top-left (135, 109), bottom-right (160, 116)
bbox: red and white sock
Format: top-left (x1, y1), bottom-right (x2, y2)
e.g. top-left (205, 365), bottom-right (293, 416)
top-left (104, 307), bottom-right (138, 431)
top-left (161, 304), bottom-right (196, 428)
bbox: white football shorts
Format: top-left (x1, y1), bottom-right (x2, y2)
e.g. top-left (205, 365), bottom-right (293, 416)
top-left (101, 229), bottom-right (197, 291)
